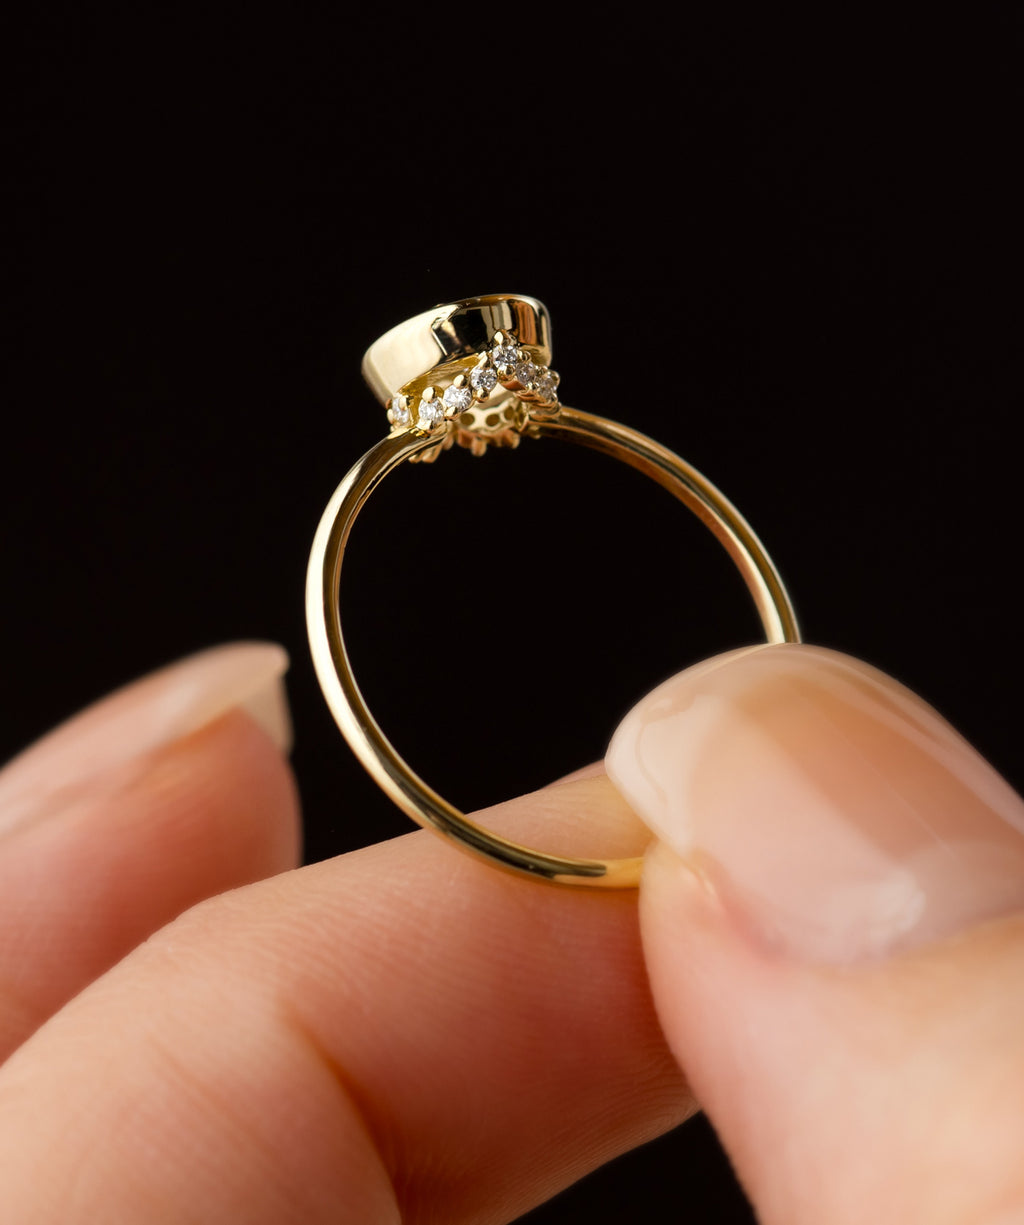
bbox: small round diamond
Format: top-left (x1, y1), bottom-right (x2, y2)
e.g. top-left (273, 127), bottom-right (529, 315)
top-left (389, 395), bottom-right (411, 428)
top-left (442, 384), bottom-right (473, 414)
top-left (514, 359), bottom-right (537, 386)
top-left (470, 366), bottom-right (497, 394)
top-left (492, 344), bottom-right (519, 374)
top-left (535, 372), bottom-right (557, 401)
top-left (417, 399), bottom-right (444, 430)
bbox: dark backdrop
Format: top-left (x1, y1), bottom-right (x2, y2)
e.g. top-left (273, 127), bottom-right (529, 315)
top-left (4, 13), bottom-right (1018, 1222)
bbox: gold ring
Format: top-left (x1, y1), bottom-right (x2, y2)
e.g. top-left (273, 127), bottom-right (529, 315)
top-left (306, 294), bottom-right (801, 888)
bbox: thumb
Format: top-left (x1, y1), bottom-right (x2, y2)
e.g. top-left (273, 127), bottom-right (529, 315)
top-left (607, 644), bottom-right (1024, 1225)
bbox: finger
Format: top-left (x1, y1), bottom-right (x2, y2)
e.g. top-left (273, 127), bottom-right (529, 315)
top-left (608, 644), bottom-right (1024, 1224)
top-left (0, 643), bottom-right (299, 1058)
top-left (0, 770), bottom-right (689, 1224)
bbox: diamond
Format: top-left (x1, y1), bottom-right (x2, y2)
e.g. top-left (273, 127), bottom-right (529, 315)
top-left (535, 370), bottom-right (558, 401)
top-left (492, 344), bottom-right (519, 374)
top-left (470, 366), bottom-right (497, 394)
top-left (442, 384), bottom-right (473, 414)
top-left (514, 359), bottom-right (537, 387)
top-left (389, 394), bottom-right (411, 428)
top-left (417, 398), bottom-right (444, 430)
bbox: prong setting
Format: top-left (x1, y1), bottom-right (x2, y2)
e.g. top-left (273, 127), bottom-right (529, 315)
top-left (385, 329), bottom-right (560, 448)
top-left (386, 392), bottom-right (412, 429)
top-left (416, 386), bottom-right (445, 432)
top-left (442, 375), bottom-right (473, 418)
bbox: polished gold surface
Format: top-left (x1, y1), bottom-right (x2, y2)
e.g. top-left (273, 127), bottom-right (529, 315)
top-left (308, 295), bottom-right (801, 887)
top-left (362, 294), bottom-right (552, 410)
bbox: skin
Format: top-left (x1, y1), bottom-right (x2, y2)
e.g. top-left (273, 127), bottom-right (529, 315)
top-left (0, 711), bottom-right (689, 1224)
top-left (1, 651), bottom-right (1022, 1223)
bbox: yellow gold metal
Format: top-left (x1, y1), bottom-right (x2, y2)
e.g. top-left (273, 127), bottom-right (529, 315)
top-left (308, 294), bottom-right (801, 888)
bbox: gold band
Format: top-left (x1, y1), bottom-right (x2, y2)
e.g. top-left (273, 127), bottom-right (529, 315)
top-left (306, 296), bottom-right (800, 887)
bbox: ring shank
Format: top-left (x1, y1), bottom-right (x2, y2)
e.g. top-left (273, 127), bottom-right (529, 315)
top-left (306, 408), bottom-right (800, 887)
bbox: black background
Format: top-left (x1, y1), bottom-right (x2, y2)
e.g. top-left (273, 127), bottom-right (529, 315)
top-left (3, 12), bottom-right (1019, 1222)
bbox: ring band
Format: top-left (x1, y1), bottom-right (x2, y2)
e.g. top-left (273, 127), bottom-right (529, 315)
top-left (306, 294), bottom-right (801, 887)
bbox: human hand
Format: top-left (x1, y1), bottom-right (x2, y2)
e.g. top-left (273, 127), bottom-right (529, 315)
top-left (0, 642), bottom-right (1022, 1223)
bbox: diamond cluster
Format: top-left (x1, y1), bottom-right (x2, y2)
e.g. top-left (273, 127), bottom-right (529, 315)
top-left (386, 331), bottom-right (560, 434)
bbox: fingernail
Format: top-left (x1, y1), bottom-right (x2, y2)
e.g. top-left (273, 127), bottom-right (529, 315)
top-left (606, 644), bottom-right (1024, 963)
top-left (0, 642), bottom-right (291, 834)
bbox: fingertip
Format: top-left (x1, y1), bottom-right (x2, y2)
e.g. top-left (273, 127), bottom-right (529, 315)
top-left (0, 706), bottom-right (301, 1056)
top-left (628, 645), bottom-right (1024, 1224)
top-left (0, 640), bottom-right (293, 837)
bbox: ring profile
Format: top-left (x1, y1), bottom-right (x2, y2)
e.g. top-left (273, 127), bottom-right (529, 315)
top-left (306, 294), bottom-right (800, 888)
